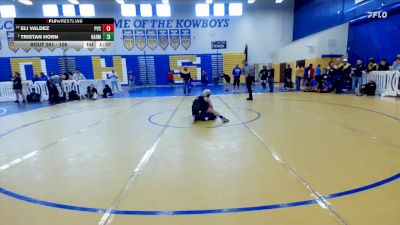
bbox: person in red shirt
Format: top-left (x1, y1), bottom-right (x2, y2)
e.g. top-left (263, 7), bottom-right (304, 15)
top-left (167, 70), bottom-right (174, 87)
top-left (308, 64), bottom-right (315, 79)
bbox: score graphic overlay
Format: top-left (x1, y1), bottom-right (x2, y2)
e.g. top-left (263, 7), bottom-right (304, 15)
top-left (13, 18), bottom-right (114, 49)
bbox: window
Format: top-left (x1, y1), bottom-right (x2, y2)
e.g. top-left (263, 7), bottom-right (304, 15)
top-left (43, 4), bottom-right (59, 17)
top-left (79, 4), bottom-right (95, 17)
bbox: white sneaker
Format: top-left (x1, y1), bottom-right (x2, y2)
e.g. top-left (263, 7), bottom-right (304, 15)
top-left (190, 115), bottom-right (195, 124)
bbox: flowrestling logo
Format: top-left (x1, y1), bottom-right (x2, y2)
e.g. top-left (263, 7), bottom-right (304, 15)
top-left (367, 11), bottom-right (388, 19)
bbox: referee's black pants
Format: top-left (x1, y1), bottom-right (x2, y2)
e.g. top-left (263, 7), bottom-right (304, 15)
top-left (246, 76), bottom-right (253, 99)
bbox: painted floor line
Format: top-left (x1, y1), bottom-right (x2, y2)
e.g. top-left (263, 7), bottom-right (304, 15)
top-left (269, 98), bottom-right (400, 148)
top-left (217, 97), bottom-right (349, 225)
top-left (98, 98), bottom-right (184, 225)
top-left (0, 100), bottom-right (146, 173)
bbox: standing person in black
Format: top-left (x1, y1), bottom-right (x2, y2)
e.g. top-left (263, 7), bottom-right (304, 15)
top-left (243, 60), bottom-right (255, 100)
top-left (266, 64), bottom-right (275, 92)
top-left (341, 59), bottom-right (352, 92)
top-left (12, 72), bottom-right (26, 103)
top-left (333, 58), bottom-right (344, 93)
top-left (180, 66), bottom-right (191, 95)
top-left (258, 66), bottom-right (267, 92)
top-left (351, 59), bottom-right (366, 95)
top-left (283, 64), bottom-right (293, 90)
top-left (201, 70), bottom-right (207, 86)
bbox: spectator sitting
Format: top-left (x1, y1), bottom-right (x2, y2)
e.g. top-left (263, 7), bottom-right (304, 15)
top-left (361, 80), bottom-right (376, 96)
top-left (390, 55), bottom-right (400, 71)
top-left (378, 59), bottom-right (390, 71)
top-left (315, 80), bottom-right (330, 93)
top-left (73, 70), bottom-right (86, 81)
top-left (102, 84), bottom-right (113, 98)
top-left (61, 73), bottom-right (68, 80)
top-left (303, 79), bottom-right (318, 92)
top-left (167, 70), bottom-right (175, 87)
top-left (367, 58), bottom-right (378, 72)
top-left (68, 72), bottom-right (73, 80)
top-left (86, 84), bottom-right (98, 100)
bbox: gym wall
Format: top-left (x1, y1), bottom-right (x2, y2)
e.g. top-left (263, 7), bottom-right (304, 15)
top-left (272, 23), bottom-right (349, 81)
top-left (0, 0), bottom-right (294, 84)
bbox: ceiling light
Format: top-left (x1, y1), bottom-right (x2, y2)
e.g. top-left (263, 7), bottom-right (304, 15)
top-left (229, 3), bottom-right (242, 16)
top-left (79, 4), bottom-right (95, 17)
top-left (248, 0), bottom-right (256, 3)
top-left (68, 0), bottom-right (79, 4)
top-left (43, 4), bottom-right (59, 17)
top-left (276, 0), bottom-right (284, 3)
top-left (0, 5), bottom-right (16, 18)
top-left (115, 0), bottom-right (125, 4)
top-left (196, 4), bottom-right (209, 17)
top-left (121, 4), bottom-right (136, 17)
top-left (213, 3), bottom-right (225, 17)
top-left (18, 0), bottom-right (33, 5)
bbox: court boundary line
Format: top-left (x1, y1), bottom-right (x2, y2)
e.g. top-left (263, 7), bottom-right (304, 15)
top-left (0, 107), bottom-right (7, 116)
top-left (0, 97), bottom-right (399, 216)
top-left (147, 107), bottom-right (261, 128)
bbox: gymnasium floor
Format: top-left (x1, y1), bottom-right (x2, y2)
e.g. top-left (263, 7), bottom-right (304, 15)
top-left (0, 91), bottom-right (399, 225)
